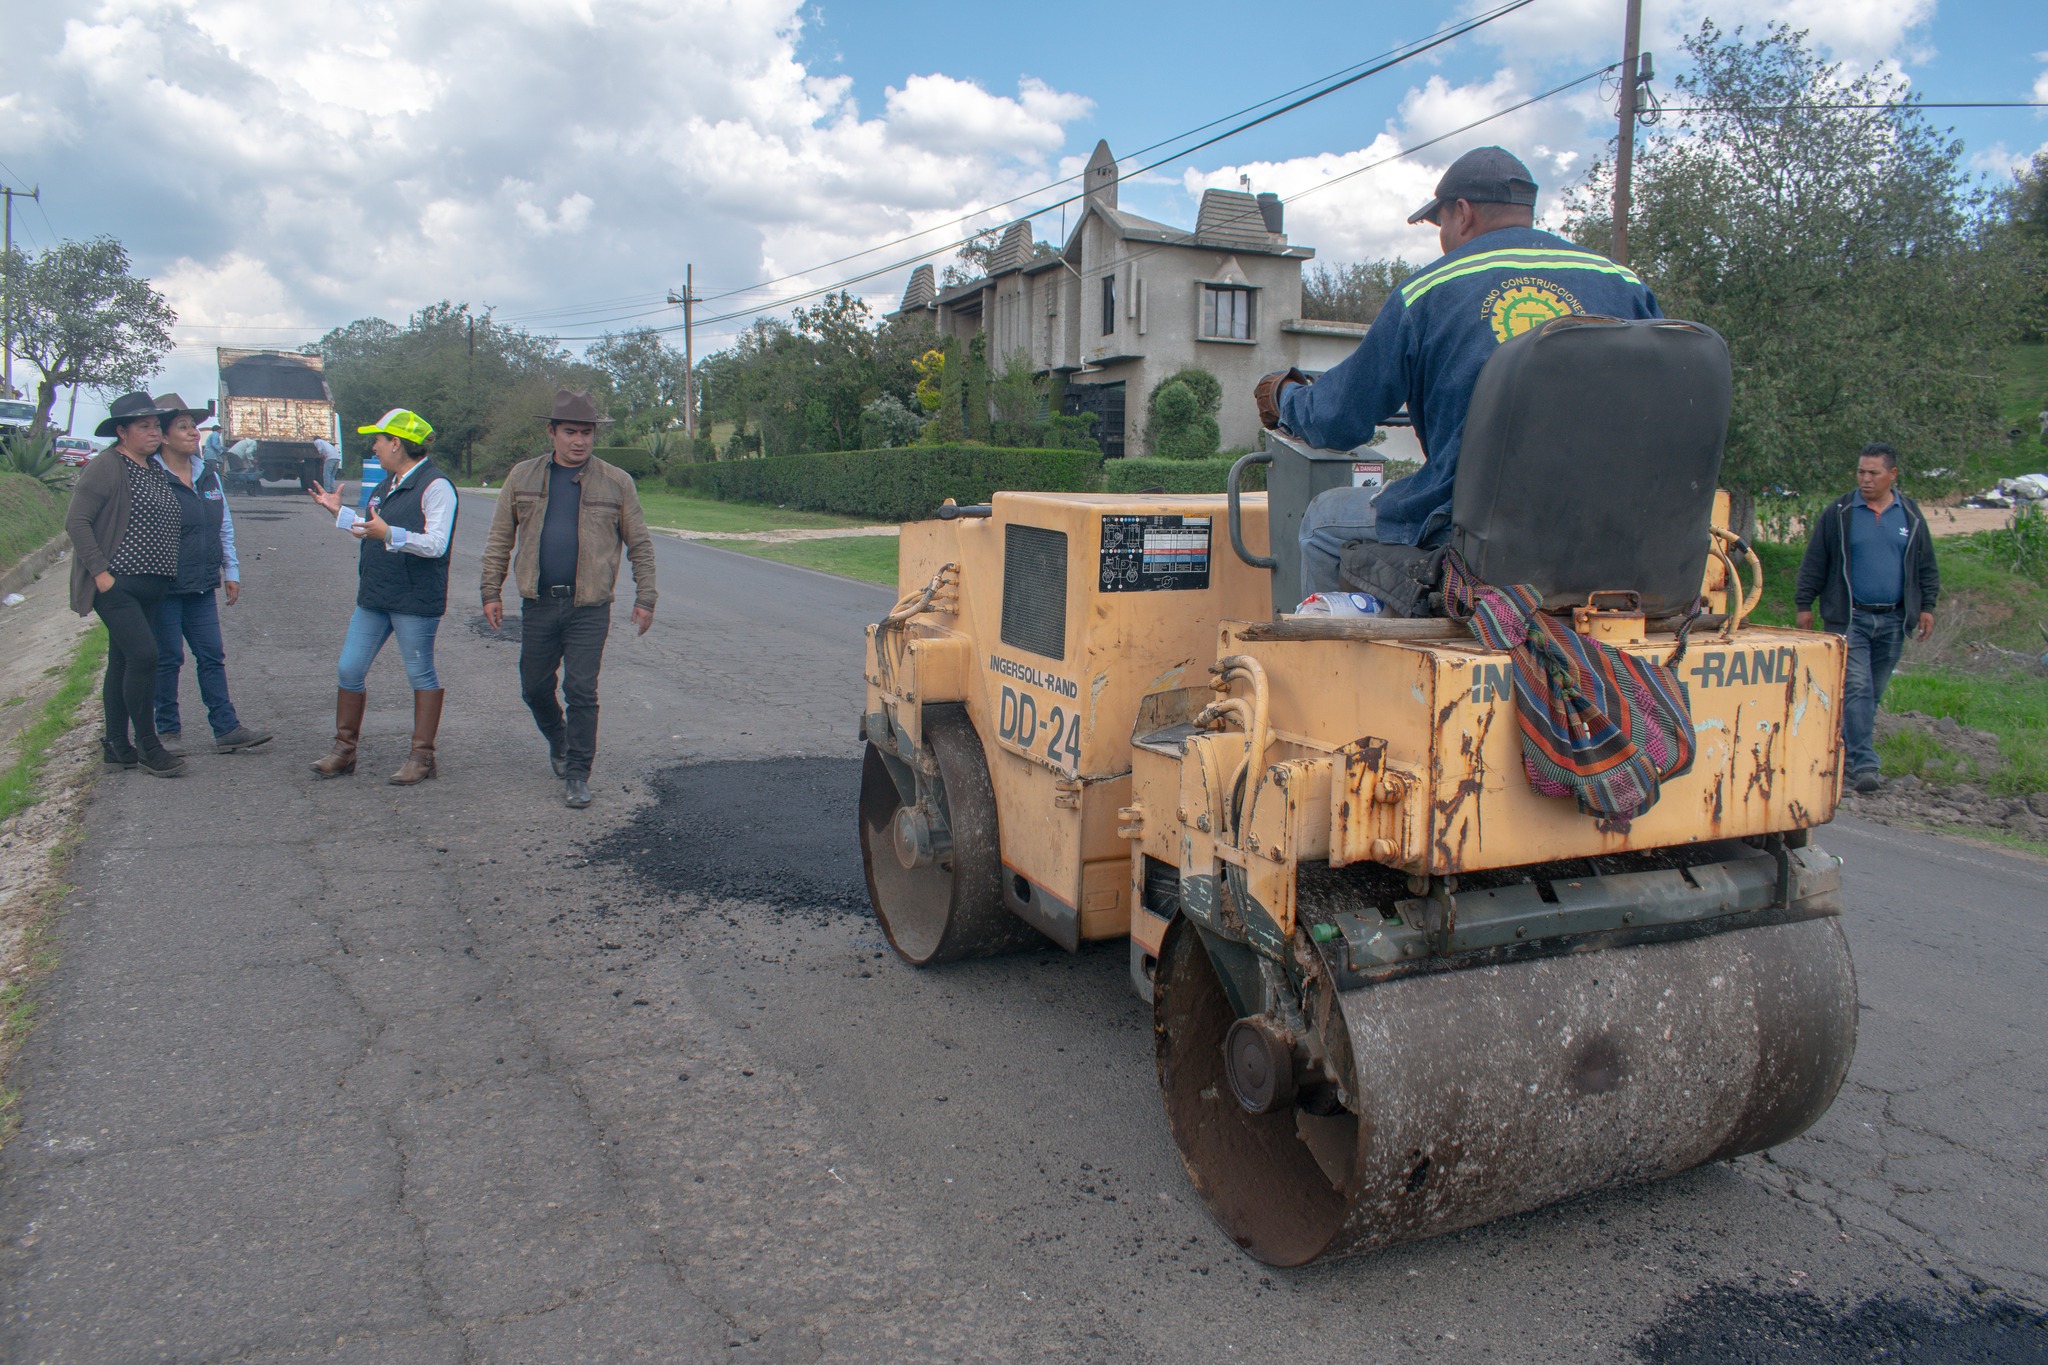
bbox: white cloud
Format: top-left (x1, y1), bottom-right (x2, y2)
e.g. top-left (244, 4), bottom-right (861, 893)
top-left (1474, 0), bottom-right (1936, 68)
top-left (1187, 67), bottom-right (1609, 266)
top-left (5, 0), bottom-right (1096, 407)
top-left (883, 74), bottom-right (1093, 156)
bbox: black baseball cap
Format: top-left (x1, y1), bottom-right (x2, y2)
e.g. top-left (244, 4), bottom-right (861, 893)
top-left (1407, 146), bottom-right (1539, 225)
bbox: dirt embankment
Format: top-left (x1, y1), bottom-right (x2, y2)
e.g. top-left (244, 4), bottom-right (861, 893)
top-left (1843, 710), bottom-right (2048, 844)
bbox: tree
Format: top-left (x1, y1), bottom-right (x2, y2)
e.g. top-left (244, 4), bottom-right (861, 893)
top-left (912, 348), bottom-right (945, 412)
top-left (314, 301), bottom-right (603, 477)
top-left (1565, 21), bottom-right (2038, 531)
top-left (589, 327), bottom-right (690, 422)
top-left (1146, 366), bottom-right (1223, 459)
top-left (920, 335), bottom-right (966, 443)
top-left (859, 394), bottom-right (924, 448)
top-left (1, 237), bottom-right (175, 435)
top-left (1994, 152), bottom-right (2048, 340)
top-left (1301, 259), bottom-right (1419, 324)
top-left (964, 332), bottom-right (991, 442)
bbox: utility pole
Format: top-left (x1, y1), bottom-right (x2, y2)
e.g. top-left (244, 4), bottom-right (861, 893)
top-left (1, 183), bottom-right (41, 398)
top-left (669, 265), bottom-right (698, 439)
top-left (1611, 0), bottom-right (1643, 265)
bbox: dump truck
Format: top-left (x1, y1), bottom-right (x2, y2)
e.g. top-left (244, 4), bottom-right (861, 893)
top-left (859, 315), bottom-right (1856, 1265)
top-left (216, 348), bottom-right (341, 490)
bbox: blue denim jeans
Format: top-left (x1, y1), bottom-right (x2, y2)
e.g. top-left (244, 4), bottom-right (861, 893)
top-left (1838, 609), bottom-right (1906, 778)
top-left (336, 607), bottom-right (442, 692)
top-left (153, 589), bottom-right (242, 738)
top-left (1298, 484), bottom-right (1384, 600)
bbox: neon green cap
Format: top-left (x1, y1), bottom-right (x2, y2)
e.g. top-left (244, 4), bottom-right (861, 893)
top-left (357, 408), bottom-right (434, 444)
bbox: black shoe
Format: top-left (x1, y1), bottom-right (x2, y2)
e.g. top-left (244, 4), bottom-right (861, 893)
top-left (214, 725), bottom-right (273, 753)
top-left (156, 731), bottom-right (186, 757)
top-left (1852, 769), bottom-right (1883, 794)
top-left (101, 740), bottom-right (139, 770)
top-left (563, 777), bottom-right (591, 809)
top-left (138, 748), bottom-right (187, 778)
top-left (549, 734), bottom-right (568, 780)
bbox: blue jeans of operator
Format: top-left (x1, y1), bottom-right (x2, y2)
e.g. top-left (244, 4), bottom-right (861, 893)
top-left (153, 589), bottom-right (243, 738)
top-left (1837, 608), bottom-right (1905, 778)
top-left (336, 607), bottom-right (442, 692)
top-left (1298, 485), bottom-right (1384, 600)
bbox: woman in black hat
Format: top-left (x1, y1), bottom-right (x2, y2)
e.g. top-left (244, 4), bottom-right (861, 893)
top-left (148, 393), bottom-right (269, 756)
top-left (65, 392), bottom-right (189, 777)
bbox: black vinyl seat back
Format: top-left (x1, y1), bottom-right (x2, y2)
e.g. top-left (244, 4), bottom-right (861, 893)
top-left (1451, 315), bottom-right (1731, 616)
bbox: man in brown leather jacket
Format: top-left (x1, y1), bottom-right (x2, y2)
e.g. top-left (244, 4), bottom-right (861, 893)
top-left (480, 389), bottom-right (657, 808)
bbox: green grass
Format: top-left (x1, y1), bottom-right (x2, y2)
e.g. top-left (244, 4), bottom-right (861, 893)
top-left (633, 487), bottom-right (878, 535)
top-left (0, 625), bottom-right (109, 823)
top-left (1881, 665), bottom-right (2048, 796)
top-left (718, 535), bottom-right (899, 586)
top-left (0, 473), bottom-right (63, 571)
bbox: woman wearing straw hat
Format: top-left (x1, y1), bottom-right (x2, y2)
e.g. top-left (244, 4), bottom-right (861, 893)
top-left (64, 392), bottom-right (187, 777)
top-left (148, 393), bottom-right (270, 756)
top-left (307, 408), bottom-right (457, 784)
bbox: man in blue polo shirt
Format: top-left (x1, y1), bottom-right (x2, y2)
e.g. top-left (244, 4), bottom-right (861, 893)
top-left (1256, 146), bottom-right (1662, 598)
top-left (1794, 442), bottom-right (1939, 793)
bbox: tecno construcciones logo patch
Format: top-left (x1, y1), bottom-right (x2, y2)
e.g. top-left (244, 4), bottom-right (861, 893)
top-left (1483, 277), bottom-right (1582, 342)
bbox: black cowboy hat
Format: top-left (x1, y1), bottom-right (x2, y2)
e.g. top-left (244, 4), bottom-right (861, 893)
top-left (151, 392), bottom-right (216, 425)
top-left (94, 391), bottom-right (173, 438)
top-left (539, 388), bottom-right (614, 425)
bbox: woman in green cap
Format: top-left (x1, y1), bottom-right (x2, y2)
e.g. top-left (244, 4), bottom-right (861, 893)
top-left (307, 407), bottom-right (457, 783)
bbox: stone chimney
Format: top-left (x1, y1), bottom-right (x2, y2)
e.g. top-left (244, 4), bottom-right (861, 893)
top-left (1083, 140), bottom-right (1118, 209)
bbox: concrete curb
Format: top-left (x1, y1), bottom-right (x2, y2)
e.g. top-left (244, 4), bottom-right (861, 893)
top-left (0, 533), bottom-right (69, 599)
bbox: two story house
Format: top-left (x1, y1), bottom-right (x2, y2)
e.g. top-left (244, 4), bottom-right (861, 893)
top-left (891, 140), bottom-right (1374, 457)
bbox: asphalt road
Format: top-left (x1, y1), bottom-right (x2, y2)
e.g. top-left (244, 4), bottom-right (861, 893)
top-left (1, 491), bottom-right (2043, 1363)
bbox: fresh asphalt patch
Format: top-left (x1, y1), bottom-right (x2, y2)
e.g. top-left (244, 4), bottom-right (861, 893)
top-left (585, 757), bottom-right (868, 917)
top-left (1633, 1282), bottom-right (2048, 1363)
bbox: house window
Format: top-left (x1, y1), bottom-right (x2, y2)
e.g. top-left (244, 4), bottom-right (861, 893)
top-left (1202, 285), bottom-right (1253, 340)
top-left (1101, 275), bottom-right (1117, 335)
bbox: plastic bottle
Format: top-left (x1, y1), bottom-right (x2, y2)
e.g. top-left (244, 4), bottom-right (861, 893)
top-left (1294, 591), bottom-right (1384, 617)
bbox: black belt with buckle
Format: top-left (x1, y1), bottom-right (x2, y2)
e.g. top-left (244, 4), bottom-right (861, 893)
top-left (1852, 600), bottom-right (1900, 613)
top-left (542, 584), bottom-right (574, 598)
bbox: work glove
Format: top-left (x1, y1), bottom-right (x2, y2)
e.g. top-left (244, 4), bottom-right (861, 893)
top-left (1255, 368), bottom-right (1309, 431)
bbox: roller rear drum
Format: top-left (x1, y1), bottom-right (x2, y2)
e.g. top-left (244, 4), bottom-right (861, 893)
top-left (1156, 915), bottom-right (1857, 1265)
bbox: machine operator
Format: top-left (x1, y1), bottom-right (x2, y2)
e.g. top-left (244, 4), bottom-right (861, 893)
top-left (1256, 146), bottom-right (1663, 599)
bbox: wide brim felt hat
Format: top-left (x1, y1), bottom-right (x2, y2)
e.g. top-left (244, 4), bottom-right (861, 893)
top-left (539, 388), bottom-right (613, 425)
top-left (151, 393), bottom-right (216, 425)
top-left (94, 391), bottom-right (174, 438)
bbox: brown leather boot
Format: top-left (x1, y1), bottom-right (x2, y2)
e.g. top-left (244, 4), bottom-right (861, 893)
top-left (311, 689), bottom-right (366, 778)
top-left (389, 689), bottom-right (444, 785)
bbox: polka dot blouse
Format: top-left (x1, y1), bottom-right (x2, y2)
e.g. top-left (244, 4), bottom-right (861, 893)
top-left (109, 455), bottom-right (183, 577)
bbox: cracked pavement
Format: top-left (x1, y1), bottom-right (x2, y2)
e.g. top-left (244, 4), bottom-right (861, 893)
top-left (1, 493), bottom-right (2043, 1362)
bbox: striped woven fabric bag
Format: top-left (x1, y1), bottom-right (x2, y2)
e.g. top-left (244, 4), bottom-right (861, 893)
top-left (1443, 554), bottom-right (1697, 821)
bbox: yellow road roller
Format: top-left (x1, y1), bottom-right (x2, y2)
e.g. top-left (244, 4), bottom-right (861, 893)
top-left (859, 316), bottom-right (1856, 1265)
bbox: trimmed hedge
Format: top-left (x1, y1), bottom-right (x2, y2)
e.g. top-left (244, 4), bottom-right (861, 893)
top-left (665, 444), bottom-right (1103, 522)
top-left (596, 445), bottom-right (655, 478)
top-left (1104, 456), bottom-right (1265, 494)
top-left (0, 472), bottom-right (64, 572)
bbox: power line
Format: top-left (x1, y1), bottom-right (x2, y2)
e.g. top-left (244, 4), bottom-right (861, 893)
top-left (544, 0), bottom-right (1537, 342)
top-left (499, 0), bottom-right (1537, 332)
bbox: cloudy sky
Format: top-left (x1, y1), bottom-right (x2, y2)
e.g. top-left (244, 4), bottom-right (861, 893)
top-left (1, 0), bottom-right (2042, 431)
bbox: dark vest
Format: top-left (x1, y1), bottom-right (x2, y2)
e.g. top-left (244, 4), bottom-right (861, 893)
top-left (168, 459), bottom-right (227, 595)
top-left (357, 458), bottom-right (457, 617)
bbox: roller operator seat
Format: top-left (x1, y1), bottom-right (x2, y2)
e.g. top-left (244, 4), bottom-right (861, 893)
top-left (1342, 315), bottom-right (1733, 617)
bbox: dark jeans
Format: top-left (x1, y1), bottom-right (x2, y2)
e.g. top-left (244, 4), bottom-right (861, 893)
top-left (153, 590), bottom-right (242, 738)
top-left (519, 597), bottom-right (611, 780)
top-left (1836, 609), bottom-right (1906, 777)
top-left (93, 574), bottom-right (173, 754)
